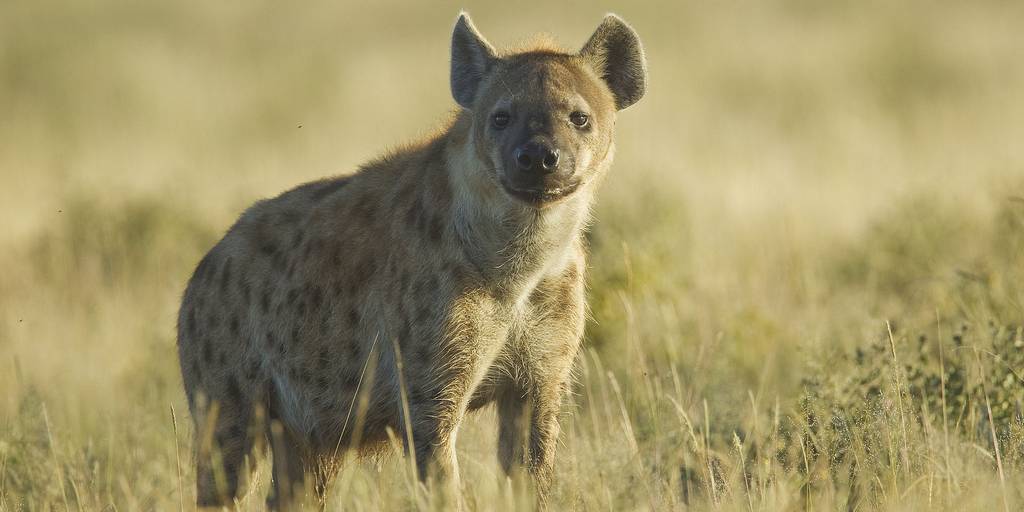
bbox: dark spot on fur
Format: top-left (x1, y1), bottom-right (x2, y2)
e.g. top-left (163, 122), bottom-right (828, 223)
top-left (302, 238), bottom-right (324, 264)
top-left (559, 341), bottom-right (576, 358)
top-left (260, 289), bottom-right (271, 314)
top-left (415, 343), bottom-right (431, 363)
top-left (328, 246), bottom-right (342, 268)
top-left (220, 257), bottom-right (233, 294)
top-left (396, 180), bottom-right (416, 204)
top-left (398, 323), bottom-right (411, 348)
top-left (239, 280), bottom-right (251, 304)
top-left (349, 258), bottom-right (376, 294)
top-left (260, 236), bottom-right (288, 274)
top-left (290, 365), bottom-right (312, 386)
top-left (195, 254), bottom-right (215, 284)
top-left (317, 395), bottom-right (333, 411)
top-left (414, 208), bottom-right (427, 233)
top-left (310, 178), bottom-right (349, 202)
top-left (319, 311), bottom-right (330, 336)
top-left (348, 307), bottom-right (359, 327)
top-left (434, 168), bottom-right (453, 208)
top-left (415, 304), bottom-right (431, 323)
top-left (271, 253), bottom-right (286, 272)
top-left (310, 286), bottom-right (323, 310)
top-left (428, 213), bottom-right (444, 243)
top-left (413, 277), bottom-right (428, 297)
top-left (229, 314), bottom-right (240, 336)
top-left (245, 360), bottom-right (259, 381)
top-left (187, 308), bottom-right (199, 338)
top-left (398, 272), bottom-right (410, 295)
top-left (227, 376), bottom-right (244, 403)
top-left (558, 280), bottom-right (576, 304)
top-left (228, 424), bottom-right (243, 439)
top-left (445, 260), bottom-right (471, 287)
top-left (410, 386), bottom-right (427, 403)
top-left (280, 210), bottom-right (302, 225)
top-left (355, 195), bottom-right (375, 222)
top-left (259, 240), bottom-right (278, 257)
top-left (404, 199), bottom-right (420, 227)
top-left (565, 263), bottom-right (580, 280)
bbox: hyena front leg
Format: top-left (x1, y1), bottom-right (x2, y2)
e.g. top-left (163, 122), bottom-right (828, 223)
top-left (409, 402), bottom-right (462, 485)
top-left (496, 376), bottom-right (569, 507)
top-left (403, 350), bottom-right (490, 506)
top-left (526, 379), bottom-right (568, 505)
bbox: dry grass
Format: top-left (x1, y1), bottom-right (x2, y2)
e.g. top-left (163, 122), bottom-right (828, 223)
top-left (2, 0), bottom-right (1023, 510)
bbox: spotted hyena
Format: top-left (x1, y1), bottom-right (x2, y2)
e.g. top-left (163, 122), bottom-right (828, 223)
top-left (177, 12), bottom-right (646, 509)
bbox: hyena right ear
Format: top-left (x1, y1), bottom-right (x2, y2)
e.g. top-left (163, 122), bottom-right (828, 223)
top-left (580, 14), bottom-right (647, 110)
top-left (450, 13), bottom-right (497, 109)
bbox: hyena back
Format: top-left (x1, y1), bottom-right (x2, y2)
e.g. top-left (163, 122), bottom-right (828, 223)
top-left (177, 12), bottom-right (645, 509)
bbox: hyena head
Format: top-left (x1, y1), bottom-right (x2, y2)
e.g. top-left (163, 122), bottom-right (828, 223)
top-left (450, 13), bottom-right (647, 208)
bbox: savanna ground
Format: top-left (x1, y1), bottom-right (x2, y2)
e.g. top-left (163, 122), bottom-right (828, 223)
top-left (2, 1), bottom-right (1023, 510)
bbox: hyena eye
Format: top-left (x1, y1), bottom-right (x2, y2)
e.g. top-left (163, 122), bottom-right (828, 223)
top-left (569, 112), bottom-right (589, 128)
top-left (492, 111), bottom-right (510, 129)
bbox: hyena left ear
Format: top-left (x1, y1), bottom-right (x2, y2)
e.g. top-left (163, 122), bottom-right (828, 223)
top-left (579, 14), bottom-right (647, 110)
top-left (450, 13), bottom-right (497, 109)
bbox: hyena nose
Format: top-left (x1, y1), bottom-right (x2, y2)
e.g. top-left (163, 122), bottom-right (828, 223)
top-left (515, 144), bottom-right (560, 174)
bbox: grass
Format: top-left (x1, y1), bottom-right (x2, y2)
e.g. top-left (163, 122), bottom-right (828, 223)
top-left (1, 0), bottom-right (1023, 510)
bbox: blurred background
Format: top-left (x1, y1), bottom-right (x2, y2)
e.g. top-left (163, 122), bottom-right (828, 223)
top-left (2, 0), bottom-right (1023, 509)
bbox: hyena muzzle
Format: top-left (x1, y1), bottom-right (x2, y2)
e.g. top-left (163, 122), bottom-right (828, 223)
top-left (177, 12), bottom-right (646, 509)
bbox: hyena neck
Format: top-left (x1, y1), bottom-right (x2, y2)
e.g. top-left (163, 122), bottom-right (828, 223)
top-left (444, 132), bottom-right (590, 302)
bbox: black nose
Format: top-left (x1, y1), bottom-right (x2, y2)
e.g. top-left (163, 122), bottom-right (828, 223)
top-left (514, 143), bottom-right (559, 174)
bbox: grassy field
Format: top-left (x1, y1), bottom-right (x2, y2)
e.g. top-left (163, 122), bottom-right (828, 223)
top-left (2, 0), bottom-right (1023, 510)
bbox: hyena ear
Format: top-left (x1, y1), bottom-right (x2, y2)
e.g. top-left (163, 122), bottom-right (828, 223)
top-left (579, 14), bottom-right (647, 110)
top-left (450, 13), bottom-right (497, 109)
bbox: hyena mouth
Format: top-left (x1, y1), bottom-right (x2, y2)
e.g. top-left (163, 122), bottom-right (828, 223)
top-left (500, 180), bottom-right (582, 208)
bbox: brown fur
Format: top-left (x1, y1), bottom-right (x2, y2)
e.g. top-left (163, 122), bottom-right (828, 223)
top-left (177, 12), bottom-right (645, 509)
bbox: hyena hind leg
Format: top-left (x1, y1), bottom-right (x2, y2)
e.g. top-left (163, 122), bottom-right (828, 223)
top-left (194, 398), bottom-right (260, 508)
top-left (266, 418), bottom-right (322, 511)
top-left (496, 387), bottom-right (530, 476)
